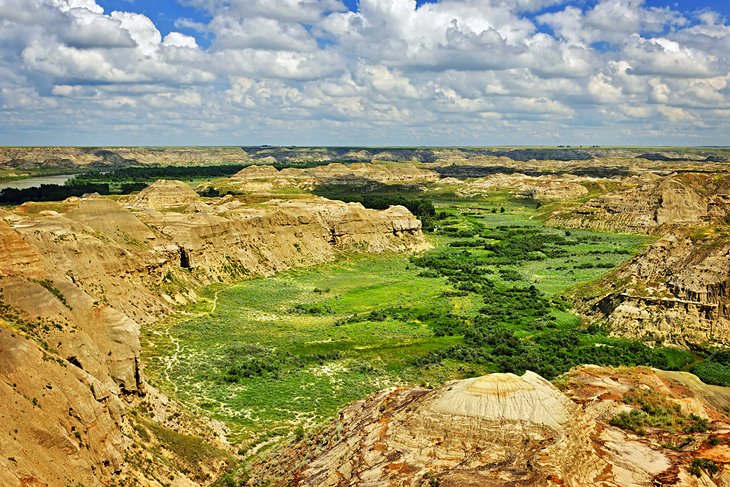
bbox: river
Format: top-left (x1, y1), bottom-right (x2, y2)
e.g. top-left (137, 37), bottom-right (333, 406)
top-left (0, 174), bottom-right (77, 190)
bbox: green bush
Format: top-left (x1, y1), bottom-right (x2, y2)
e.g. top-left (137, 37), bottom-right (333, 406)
top-left (691, 360), bottom-right (730, 387)
top-left (690, 458), bottom-right (718, 477)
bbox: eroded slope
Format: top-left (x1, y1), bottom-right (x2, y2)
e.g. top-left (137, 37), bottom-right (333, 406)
top-left (0, 182), bottom-right (427, 485)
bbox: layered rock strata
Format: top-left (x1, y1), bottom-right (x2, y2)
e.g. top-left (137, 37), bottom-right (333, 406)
top-left (577, 233), bottom-right (730, 347)
top-left (229, 163), bottom-right (440, 192)
top-left (251, 369), bottom-right (730, 486)
top-left (457, 173), bottom-right (591, 201)
top-left (548, 174), bottom-right (730, 233)
top-left (0, 184), bottom-right (427, 485)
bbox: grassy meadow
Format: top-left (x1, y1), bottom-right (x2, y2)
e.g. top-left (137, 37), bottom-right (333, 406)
top-left (142, 192), bottom-right (693, 453)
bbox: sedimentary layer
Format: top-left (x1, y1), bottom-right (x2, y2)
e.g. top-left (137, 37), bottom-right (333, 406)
top-left (251, 368), bottom-right (730, 486)
top-left (0, 183), bottom-right (427, 485)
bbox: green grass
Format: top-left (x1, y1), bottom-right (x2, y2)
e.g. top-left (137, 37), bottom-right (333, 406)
top-left (143, 253), bottom-right (471, 446)
top-left (142, 192), bottom-right (658, 453)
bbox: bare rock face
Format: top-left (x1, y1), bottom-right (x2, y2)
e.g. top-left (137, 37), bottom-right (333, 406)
top-left (561, 366), bottom-right (730, 487)
top-left (65, 197), bottom-right (156, 244)
top-left (127, 179), bottom-right (205, 210)
top-left (0, 219), bottom-right (45, 279)
top-left (459, 173), bottom-right (590, 201)
top-left (230, 163), bottom-right (440, 192)
top-left (577, 233), bottom-right (730, 346)
top-left (0, 327), bottom-right (127, 487)
top-left (291, 372), bottom-right (610, 486)
top-left (548, 174), bottom-right (729, 234)
top-left (252, 369), bottom-right (730, 486)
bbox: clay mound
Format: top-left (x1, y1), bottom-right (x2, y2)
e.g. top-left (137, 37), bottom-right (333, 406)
top-left (65, 197), bottom-right (156, 244)
top-left (254, 371), bottom-right (614, 486)
top-left (254, 369), bottom-right (730, 486)
top-left (429, 372), bottom-right (578, 431)
top-left (127, 180), bottom-right (203, 210)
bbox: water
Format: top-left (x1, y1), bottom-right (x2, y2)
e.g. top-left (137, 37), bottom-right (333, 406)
top-left (0, 174), bottom-right (77, 190)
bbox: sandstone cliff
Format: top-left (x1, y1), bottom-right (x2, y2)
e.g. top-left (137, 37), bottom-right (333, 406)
top-left (457, 173), bottom-right (591, 201)
top-left (548, 173), bottom-right (730, 234)
top-left (249, 368), bottom-right (730, 486)
top-left (574, 233), bottom-right (730, 347)
top-left (0, 185), bottom-right (427, 485)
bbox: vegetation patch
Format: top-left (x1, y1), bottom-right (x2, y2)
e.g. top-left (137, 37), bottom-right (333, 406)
top-left (142, 190), bottom-right (677, 455)
top-left (691, 350), bottom-right (730, 387)
top-left (609, 389), bottom-right (708, 435)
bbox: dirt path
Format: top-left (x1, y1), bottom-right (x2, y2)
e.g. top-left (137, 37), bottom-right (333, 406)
top-left (210, 289), bottom-right (221, 314)
top-left (163, 332), bottom-right (181, 394)
top-left (682, 350), bottom-right (704, 372)
top-left (161, 289), bottom-right (222, 393)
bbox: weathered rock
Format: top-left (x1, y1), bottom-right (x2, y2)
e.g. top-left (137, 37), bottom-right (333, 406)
top-left (576, 233), bottom-right (730, 347)
top-left (230, 163), bottom-right (440, 192)
top-left (252, 369), bottom-right (730, 486)
top-left (548, 173), bottom-right (730, 234)
top-left (0, 187), bottom-right (428, 485)
top-left (0, 219), bottom-right (45, 279)
top-left (65, 197), bottom-right (156, 244)
top-left (0, 326), bottom-right (127, 487)
top-left (127, 179), bottom-right (206, 211)
top-left (459, 173), bottom-right (590, 201)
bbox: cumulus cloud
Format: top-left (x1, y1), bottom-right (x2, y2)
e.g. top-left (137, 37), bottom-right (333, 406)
top-left (0, 0), bottom-right (728, 145)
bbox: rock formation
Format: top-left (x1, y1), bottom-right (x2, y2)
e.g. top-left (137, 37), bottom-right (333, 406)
top-left (0, 185), bottom-right (427, 485)
top-left (127, 179), bottom-right (208, 211)
top-left (2, 146), bottom-right (726, 172)
top-left (574, 233), bottom-right (730, 347)
top-left (548, 173), bottom-right (730, 234)
top-left (250, 368), bottom-right (730, 486)
top-left (458, 173), bottom-right (590, 201)
top-left (228, 163), bottom-right (440, 193)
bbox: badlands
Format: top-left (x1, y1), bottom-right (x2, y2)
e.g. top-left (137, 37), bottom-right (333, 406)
top-left (0, 147), bottom-right (729, 486)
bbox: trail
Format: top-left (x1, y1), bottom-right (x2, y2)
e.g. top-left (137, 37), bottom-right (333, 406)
top-left (682, 350), bottom-right (704, 372)
top-left (163, 332), bottom-right (181, 394)
top-left (161, 289), bottom-right (221, 394)
top-left (210, 289), bottom-right (221, 314)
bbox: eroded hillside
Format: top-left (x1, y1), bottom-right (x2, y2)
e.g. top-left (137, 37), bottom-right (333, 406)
top-left (0, 181), bottom-right (426, 485)
top-left (3, 150), bottom-right (730, 486)
top-left (248, 367), bottom-right (730, 486)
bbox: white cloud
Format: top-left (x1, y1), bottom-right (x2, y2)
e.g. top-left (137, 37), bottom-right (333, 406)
top-left (0, 0), bottom-right (728, 145)
top-left (163, 32), bottom-right (198, 49)
top-left (210, 16), bottom-right (317, 52)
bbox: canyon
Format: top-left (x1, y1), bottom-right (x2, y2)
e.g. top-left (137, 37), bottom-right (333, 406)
top-left (0, 179), bottom-right (426, 485)
top-left (1, 149), bottom-right (730, 486)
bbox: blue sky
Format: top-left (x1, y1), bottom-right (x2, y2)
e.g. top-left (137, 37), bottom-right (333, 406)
top-left (0, 0), bottom-right (728, 146)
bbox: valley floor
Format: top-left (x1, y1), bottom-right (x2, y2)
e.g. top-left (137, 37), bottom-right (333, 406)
top-left (142, 193), bottom-right (676, 454)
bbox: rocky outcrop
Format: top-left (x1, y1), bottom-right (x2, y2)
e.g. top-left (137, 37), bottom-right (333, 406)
top-left (548, 174), bottom-right (730, 234)
top-left (0, 326), bottom-right (127, 487)
top-left (0, 187), bottom-right (427, 485)
top-left (0, 146), bottom-right (253, 169)
top-left (575, 233), bottom-right (730, 347)
top-left (127, 179), bottom-right (207, 211)
top-left (251, 368), bottom-right (730, 486)
top-left (458, 173), bottom-right (590, 201)
top-left (229, 163), bottom-right (440, 193)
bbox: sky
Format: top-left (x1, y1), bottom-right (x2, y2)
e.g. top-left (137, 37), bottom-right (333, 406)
top-left (0, 0), bottom-right (728, 146)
